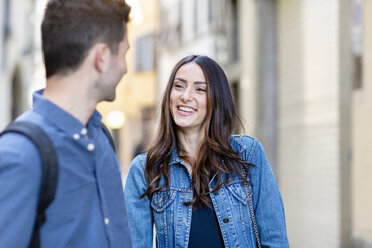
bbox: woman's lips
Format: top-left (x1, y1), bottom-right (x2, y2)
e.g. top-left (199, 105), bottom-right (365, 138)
top-left (177, 105), bottom-right (196, 116)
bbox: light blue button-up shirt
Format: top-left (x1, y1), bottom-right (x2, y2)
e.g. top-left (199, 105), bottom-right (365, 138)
top-left (0, 90), bottom-right (132, 247)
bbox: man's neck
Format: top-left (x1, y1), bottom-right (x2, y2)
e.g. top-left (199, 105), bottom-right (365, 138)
top-left (43, 73), bottom-right (97, 126)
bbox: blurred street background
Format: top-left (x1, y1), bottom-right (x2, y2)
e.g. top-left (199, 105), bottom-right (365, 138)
top-left (0, 0), bottom-right (371, 247)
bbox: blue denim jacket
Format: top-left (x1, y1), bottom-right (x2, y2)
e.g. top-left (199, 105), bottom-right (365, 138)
top-left (125, 136), bottom-right (289, 248)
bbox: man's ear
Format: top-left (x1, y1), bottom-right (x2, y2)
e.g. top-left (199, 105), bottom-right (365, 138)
top-left (93, 43), bottom-right (111, 73)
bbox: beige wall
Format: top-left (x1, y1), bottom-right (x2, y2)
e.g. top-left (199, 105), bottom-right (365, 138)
top-left (352, 0), bottom-right (372, 241)
top-left (238, 0), bottom-right (257, 136)
top-left (277, 0), bottom-right (341, 247)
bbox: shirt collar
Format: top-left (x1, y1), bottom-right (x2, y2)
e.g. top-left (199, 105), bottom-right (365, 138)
top-left (32, 89), bottom-right (102, 135)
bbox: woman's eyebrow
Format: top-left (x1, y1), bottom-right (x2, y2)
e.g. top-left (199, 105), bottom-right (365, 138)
top-left (174, 77), bottom-right (187, 83)
top-left (174, 78), bottom-right (206, 85)
top-left (194, 81), bottom-right (206, 85)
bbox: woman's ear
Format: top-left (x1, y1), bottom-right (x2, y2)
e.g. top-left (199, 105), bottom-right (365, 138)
top-left (93, 43), bottom-right (110, 74)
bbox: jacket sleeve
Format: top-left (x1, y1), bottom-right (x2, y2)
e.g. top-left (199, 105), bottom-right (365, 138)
top-left (0, 133), bottom-right (42, 247)
top-left (124, 155), bottom-right (154, 248)
top-left (246, 138), bottom-right (289, 248)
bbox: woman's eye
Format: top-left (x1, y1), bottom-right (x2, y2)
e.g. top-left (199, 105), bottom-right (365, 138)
top-left (196, 88), bottom-right (206, 92)
top-left (174, 84), bottom-right (183, 89)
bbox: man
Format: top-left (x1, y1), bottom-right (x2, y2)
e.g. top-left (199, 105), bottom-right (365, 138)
top-left (0, 0), bottom-right (132, 247)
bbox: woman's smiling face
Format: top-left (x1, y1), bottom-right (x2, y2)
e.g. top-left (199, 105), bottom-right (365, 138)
top-left (170, 62), bottom-right (208, 132)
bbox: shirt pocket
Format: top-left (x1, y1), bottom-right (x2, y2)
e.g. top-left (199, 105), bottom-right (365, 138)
top-left (151, 188), bottom-right (177, 231)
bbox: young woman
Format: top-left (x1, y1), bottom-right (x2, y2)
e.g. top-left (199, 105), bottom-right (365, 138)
top-left (125, 55), bottom-right (289, 248)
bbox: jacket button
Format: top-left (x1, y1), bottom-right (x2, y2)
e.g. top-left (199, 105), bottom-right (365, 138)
top-left (223, 218), bottom-right (229, 223)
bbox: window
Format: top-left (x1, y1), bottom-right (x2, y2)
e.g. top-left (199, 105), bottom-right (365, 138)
top-left (158, 1), bottom-right (182, 48)
top-left (231, 0), bottom-right (239, 62)
top-left (230, 80), bottom-right (240, 133)
top-left (208, 0), bottom-right (214, 25)
top-left (135, 33), bottom-right (155, 72)
top-left (1, 0), bottom-right (11, 71)
top-left (194, 0), bottom-right (198, 34)
top-left (352, 0), bottom-right (363, 90)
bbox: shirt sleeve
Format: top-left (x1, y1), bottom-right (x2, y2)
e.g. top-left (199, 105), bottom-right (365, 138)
top-left (247, 139), bottom-right (290, 248)
top-left (0, 133), bottom-right (42, 247)
top-left (124, 155), bottom-right (154, 248)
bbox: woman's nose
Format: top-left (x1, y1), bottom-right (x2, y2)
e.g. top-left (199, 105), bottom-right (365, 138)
top-left (181, 88), bottom-right (192, 102)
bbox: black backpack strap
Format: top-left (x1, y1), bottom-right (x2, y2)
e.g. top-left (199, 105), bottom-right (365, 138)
top-left (101, 122), bottom-right (116, 153)
top-left (1, 121), bottom-right (59, 248)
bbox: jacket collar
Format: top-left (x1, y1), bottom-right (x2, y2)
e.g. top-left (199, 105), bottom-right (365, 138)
top-left (168, 136), bottom-right (247, 166)
top-left (169, 146), bottom-right (181, 165)
top-left (230, 135), bottom-right (248, 153)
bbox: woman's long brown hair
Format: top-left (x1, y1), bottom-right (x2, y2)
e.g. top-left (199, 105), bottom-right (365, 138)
top-left (140, 55), bottom-right (253, 207)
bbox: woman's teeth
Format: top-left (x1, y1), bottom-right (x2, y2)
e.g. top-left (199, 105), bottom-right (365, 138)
top-left (178, 106), bottom-right (195, 113)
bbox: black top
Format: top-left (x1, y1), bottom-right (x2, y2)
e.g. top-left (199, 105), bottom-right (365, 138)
top-left (188, 197), bottom-right (225, 248)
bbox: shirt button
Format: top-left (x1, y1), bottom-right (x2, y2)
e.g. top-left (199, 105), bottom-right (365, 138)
top-left (104, 218), bottom-right (109, 225)
top-left (73, 134), bottom-right (80, 140)
top-left (87, 143), bottom-right (95, 151)
top-left (223, 218), bottom-right (229, 223)
top-left (81, 128), bottom-right (88, 135)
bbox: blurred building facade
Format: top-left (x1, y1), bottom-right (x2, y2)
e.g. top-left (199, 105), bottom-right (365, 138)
top-left (0, 0), bottom-right (157, 176)
top-left (98, 0), bottom-right (158, 176)
top-left (0, 0), bottom-right (39, 129)
top-left (271, 1), bottom-right (350, 247)
top-left (0, 0), bottom-right (371, 247)
top-left (157, 0), bottom-right (217, 95)
top-left (156, 0), bottom-right (371, 247)
top-left (239, 0), bottom-right (371, 247)
top-left (352, 0), bottom-right (372, 246)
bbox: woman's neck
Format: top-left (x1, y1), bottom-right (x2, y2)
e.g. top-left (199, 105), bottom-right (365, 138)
top-left (176, 127), bottom-right (205, 162)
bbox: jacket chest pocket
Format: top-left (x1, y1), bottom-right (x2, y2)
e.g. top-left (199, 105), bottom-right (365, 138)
top-left (151, 188), bottom-right (177, 232)
top-left (224, 182), bottom-right (256, 246)
top-left (225, 181), bottom-right (253, 225)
